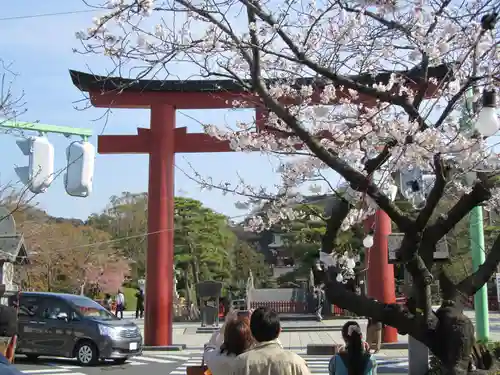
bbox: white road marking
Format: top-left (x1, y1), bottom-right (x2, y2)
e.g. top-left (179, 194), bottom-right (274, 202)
top-left (127, 360), bottom-right (149, 366)
top-left (135, 356), bottom-right (176, 364)
top-left (151, 354), bottom-right (192, 361)
top-left (21, 369), bottom-right (71, 374)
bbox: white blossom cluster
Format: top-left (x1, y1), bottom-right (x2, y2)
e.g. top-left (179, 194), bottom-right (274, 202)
top-left (78, 0), bottom-right (500, 237)
top-left (320, 250), bottom-right (361, 282)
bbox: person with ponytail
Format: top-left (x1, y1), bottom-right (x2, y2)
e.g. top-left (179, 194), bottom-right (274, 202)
top-left (328, 321), bottom-right (377, 375)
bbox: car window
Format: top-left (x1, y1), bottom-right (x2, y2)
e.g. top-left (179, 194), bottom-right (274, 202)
top-left (17, 296), bottom-right (43, 317)
top-left (40, 299), bottom-right (70, 320)
top-left (67, 296), bottom-right (117, 321)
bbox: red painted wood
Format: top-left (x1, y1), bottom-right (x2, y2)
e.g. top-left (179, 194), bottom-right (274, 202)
top-left (89, 81), bottom-right (441, 110)
top-left (98, 128), bottom-right (232, 154)
top-left (174, 133), bottom-right (232, 153)
top-left (144, 105), bottom-right (175, 346)
top-left (98, 134), bottom-right (149, 153)
top-left (365, 210), bottom-right (398, 343)
top-left (89, 91), bottom-right (256, 109)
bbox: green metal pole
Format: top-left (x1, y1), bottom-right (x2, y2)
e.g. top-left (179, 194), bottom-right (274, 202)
top-left (462, 89), bottom-right (489, 342)
top-left (0, 120), bottom-right (92, 139)
top-left (470, 206), bottom-right (489, 342)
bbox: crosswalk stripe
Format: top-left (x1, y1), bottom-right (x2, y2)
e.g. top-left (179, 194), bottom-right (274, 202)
top-left (153, 354), bottom-right (192, 361)
top-left (136, 356), bottom-right (176, 364)
top-left (127, 360), bottom-right (149, 366)
top-left (22, 370), bottom-right (71, 374)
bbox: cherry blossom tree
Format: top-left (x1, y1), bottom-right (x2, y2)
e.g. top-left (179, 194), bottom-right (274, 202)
top-left (85, 258), bottom-right (131, 295)
top-left (78, 0), bottom-right (499, 372)
top-left (0, 58), bottom-right (25, 125)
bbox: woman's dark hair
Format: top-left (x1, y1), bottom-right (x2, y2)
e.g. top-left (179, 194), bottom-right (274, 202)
top-left (220, 318), bottom-right (253, 356)
top-left (341, 321), bottom-right (366, 375)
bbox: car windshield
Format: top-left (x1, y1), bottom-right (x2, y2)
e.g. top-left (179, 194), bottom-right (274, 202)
top-left (68, 296), bottom-right (117, 320)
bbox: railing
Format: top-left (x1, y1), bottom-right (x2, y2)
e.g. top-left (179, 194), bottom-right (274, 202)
top-left (466, 296), bottom-right (499, 311)
top-left (250, 301), bottom-right (307, 313)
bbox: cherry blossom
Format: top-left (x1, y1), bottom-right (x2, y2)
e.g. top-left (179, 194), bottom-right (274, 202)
top-left (78, 0), bottom-right (499, 277)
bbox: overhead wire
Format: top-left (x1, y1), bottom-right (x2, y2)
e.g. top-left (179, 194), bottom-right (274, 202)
top-left (0, 9), bottom-right (98, 22)
top-left (0, 203), bottom-right (265, 260)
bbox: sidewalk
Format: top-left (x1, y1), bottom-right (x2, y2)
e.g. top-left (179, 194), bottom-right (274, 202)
top-left (128, 309), bottom-right (500, 356)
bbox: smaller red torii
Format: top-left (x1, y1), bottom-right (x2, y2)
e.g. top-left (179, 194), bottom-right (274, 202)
top-left (69, 64), bottom-right (452, 347)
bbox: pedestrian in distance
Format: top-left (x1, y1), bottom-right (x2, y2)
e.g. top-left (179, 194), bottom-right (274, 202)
top-left (135, 288), bottom-right (144, 319)
top-left (314, 285), bottom-right (325, 321)
top-left (231, 306), bottom-right (311, 375)
top-left (329, 321), bottom-right (377, 375)
top-left (103, 293), bottom-right (112, 311)
top-left (115, 290), bottom-right (125, 319)
top-left (203, 309), bottom-right (254, 375)
top-left (0, 305), bottom-right (24, 374)
top-left (365, 316), bottom-right (382, 354)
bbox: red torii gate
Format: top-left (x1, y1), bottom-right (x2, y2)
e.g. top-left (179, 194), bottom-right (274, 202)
top-left (69, 65), bottom-right (450, 346)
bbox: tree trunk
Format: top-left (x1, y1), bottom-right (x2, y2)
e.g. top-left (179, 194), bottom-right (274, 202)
top-left (428, 302), bottom-right (476, 375)
top-left (191, 259), bottom-right (200, 286)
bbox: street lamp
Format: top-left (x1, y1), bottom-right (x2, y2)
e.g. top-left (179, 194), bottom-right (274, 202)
top-left (474, 90), bottom-right (499, 137)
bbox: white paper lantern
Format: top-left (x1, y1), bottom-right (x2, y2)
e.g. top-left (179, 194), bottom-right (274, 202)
top-left (363, 234), bottom-right (374, 248)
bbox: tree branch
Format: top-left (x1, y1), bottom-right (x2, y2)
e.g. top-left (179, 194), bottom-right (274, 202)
top-left (239, 0), bottom-right (432, 128)
top-left (364, 139), bottom-right (397, 174)
top-left (321, 198), bottom-right (350, 254)
top-left (415, 154), bottom-right (448, 230)
top-left (323, 274), bottom-right (427, 341)
top-left (457, 232), bottom-right (500, 296)
top-left (424, 180), bottom-right (493, 244)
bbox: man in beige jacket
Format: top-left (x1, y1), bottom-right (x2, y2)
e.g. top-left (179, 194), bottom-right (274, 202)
top-left (231, 307), bottom-right (311, 375)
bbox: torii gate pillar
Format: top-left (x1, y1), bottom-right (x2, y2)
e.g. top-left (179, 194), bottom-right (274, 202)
top-left (146, 105), bottom-right (175, 346)
top-left (365, 211), bottom-right (397, 343)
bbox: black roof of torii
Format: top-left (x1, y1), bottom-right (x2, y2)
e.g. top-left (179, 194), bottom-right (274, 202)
top-left (69, 64), bottom-right (453, 94)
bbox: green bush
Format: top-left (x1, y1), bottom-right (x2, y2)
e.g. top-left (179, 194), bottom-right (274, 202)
top-left (123, 287), bottom-right (138, 311)
top-left (486, 341), bottom-right (500, 360)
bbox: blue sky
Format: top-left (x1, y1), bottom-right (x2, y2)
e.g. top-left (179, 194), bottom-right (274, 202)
top-left (0, 0), bottom-right (281, 221)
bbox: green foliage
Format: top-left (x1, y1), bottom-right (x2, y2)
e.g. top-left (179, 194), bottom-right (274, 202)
top-left (87, 192), bottom-right (149, 279)
top-left (87, 192), bottom-right (268, 304)
top-left (276, 203), bottom-right (363, 285)
top-left (174, 197), bottom-right (235, 290)
top-left (123, 287), bottom-right (138, 311)
top-left (230, 241), bottom-right (270, 292)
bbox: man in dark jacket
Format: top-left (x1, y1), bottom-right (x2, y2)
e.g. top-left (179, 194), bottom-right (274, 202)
top-left (314, 286), bottom-right (325, 321)
top-left (0, 305), bottom-right (23, 374)
top-left (135, 288), bottom-right (145, 319)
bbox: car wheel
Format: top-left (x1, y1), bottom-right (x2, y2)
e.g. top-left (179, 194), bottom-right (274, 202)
top-left (75, 341), bottom-right (98, 366)
top-left (114, 358), bottom-right (128, 365)
top-left (25, 354), bottom-right (39, 361)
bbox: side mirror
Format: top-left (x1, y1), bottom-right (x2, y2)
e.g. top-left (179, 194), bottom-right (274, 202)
top-left (56, 312), bottom-right (68, 321)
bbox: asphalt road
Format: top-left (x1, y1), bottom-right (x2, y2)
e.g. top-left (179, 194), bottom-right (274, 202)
top-left (13, 351), bottom-right (410, 375)
top-left (13, 351), bottom-right (186, 375)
